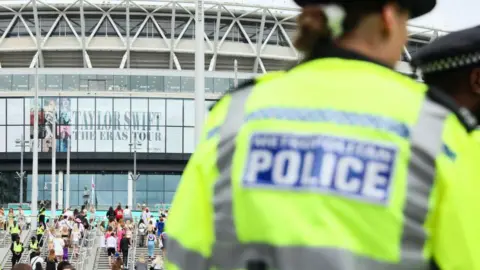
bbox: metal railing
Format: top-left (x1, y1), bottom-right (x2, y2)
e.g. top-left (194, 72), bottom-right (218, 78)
top-left (127, 220), bottom-right (139, 270)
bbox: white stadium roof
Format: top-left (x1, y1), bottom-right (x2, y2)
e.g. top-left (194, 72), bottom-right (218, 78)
top-left (0, 0), bottom-right (449, 74)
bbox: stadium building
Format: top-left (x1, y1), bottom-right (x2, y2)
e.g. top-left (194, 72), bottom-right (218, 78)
top-left (0, 0), bottom-right (446, 208)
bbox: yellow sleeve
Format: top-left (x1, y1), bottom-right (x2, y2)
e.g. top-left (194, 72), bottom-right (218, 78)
top-left (431, 117), bottom-right (480, 270)
top-left (165, 96), bottom-right (231, 269)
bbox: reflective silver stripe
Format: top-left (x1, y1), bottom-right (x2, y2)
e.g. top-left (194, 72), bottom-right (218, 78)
top-left (166, 237), bottom-right (210, 270)
top-left (402, 97), bottom-right (449, 264)
top-left (212, 243), bottom-right (426, 270)
top-left (214, 86), bottom-right (254, 244)
top-left (212, 90), bottom-right (449, 269)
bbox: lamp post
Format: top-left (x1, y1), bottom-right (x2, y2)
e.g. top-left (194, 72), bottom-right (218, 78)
top-left (194, 0), bottom-right (205, 146)
top-left (46, 113), bottom-right (57, 219)
top-left (15, 135), bottom-right (29, 204)
top-left (65, 138), bottom-right (71, 209)
top-left (129, 142), bottom-right (141, 209)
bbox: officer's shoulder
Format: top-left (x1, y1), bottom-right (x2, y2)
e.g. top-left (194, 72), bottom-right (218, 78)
top-left (426, 86), bottom-right (477, 133)
top-left (208, 79), bottom-right (256, 112)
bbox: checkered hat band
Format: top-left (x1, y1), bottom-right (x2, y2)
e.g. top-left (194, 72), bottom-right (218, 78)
top-left (420, 51), bottom-right (480, 74)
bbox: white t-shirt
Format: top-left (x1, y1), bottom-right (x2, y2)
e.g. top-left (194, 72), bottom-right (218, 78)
top-left (53, 238), bottom-right (65, 256)
top-left (124, 209), bottom-right (131, 217)
top-left (106, 236), bottom-right (117, 248)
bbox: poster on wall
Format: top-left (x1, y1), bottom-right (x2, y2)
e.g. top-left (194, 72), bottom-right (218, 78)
top-left (58, 98), bottom-right (72, 152)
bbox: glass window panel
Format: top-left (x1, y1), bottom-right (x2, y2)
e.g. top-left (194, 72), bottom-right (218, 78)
top-left (12, 75), bottom-right (29, 91)
top-left (112, 100), bottom-right (131, 151)
top-left (205, 77), bottom-right (214, 92)
top-left (136, 175), bottom-right (147, 190)
top-left (113, 75), bottom-right (130, 91)
top-left (147, 174), bottom-right (164, 191)
top-left (78, 174), bottom-right (94, 192)
top-left (29, 75), bottom-right (46, 91)
top-left (96, 75), bottom-right (114, 91)
top-left (0, 75), bottom-right (12, 91)
top-left (27, 174), bottom-right (32, 191)
top-left (164, 175), bottom-right (180, 191)
top-left (69, 174), bottom-right (79, 191)
top-left (147, 192), bottom-right (164, 205)
top-left (96, 130), bottom-right (113, 152)
top-left (183, 127), bottom-right (194, 153)
top-left (46, 75), bottom-right (62, 91)
top-left (63, 75), bottom-right (79, 91)
top-left (130, 76), bottom-right (148, 91)
top-left (148, 76), bottom-right (164, 92)
top-left (59, 97), bottom-right (75, 125)
top-left (135, 191), bottom-right (148, 206)
top-left (113, 129), bottom-right (131, 152)
top-left (7, 98), bottom-right (24, 124)
top-left (77, 98), bottom-right (95, 152)
top-left (213, 78), bottom-right (230, 93)
top-left (79, 75), bottom-right (96, 91)
top-left (148, 99), bottom-right (165, 126)
top-left (148, 126), bottom-right (165, 153)
top-left (183, 100), bottom-right (194, 127)
top-left (114, 174), bottom-right (128, 191)
top-left (164, 191), bottom-right (175, 204)
top-left (166, 127), bottom-right (182, 153)
top-left (180, 77), bottom-right (194, 92)
top-left (96, 98), bottom-right (113, 152)
top-left (113, 191), bottom-right (128, 206)
top-left (44, 175), bottom-right (51, 193)
top-left (69, 191), bottom-right (79, 207)
top-left (0, 126), bottom-right (5, 152)
top-left (96, 174), bottom-right (113, 191)
top-left (96, 191), bottom-right (113, 207)
top-left (164, 76), bottom-right (180, 92)
top-left (0, 99), bottom-right (5, 125)
top-left (7, 126), bottom-right (23, 152)
top-left (166, 100), bottom-right (183, 126)
top-left (131, 99), bottom-right (149, 153)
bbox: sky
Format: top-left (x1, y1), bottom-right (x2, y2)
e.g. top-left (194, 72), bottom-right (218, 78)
top-left (244, 0), bottom-right (480, 31)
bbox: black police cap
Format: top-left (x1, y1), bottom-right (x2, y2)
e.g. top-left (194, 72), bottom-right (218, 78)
top-left (294, 0), bottom-right (435, 19)
top-left (411, 26), bottom-right (480, 74)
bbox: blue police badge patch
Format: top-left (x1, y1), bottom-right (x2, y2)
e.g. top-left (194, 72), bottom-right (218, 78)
top-left (242, 133), bottom-right (398, 204)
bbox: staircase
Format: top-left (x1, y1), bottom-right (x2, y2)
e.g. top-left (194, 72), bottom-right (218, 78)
top-left (1, 229), bottom-right (33, 270)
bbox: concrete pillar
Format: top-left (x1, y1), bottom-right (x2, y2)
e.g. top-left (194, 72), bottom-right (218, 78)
top-left (58, 171), bottom-right (64, 210)
top-left (128, 171), bottom-right (133, 209)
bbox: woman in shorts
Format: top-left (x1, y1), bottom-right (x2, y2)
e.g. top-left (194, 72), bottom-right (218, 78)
top-left (106, 232), bottom-right (117, 267)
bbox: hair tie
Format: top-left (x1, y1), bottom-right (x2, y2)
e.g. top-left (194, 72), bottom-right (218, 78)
top-left (321, 4), bottom-right (346, 39)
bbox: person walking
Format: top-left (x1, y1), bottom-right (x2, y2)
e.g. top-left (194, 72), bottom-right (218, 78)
top-left (10, 235), bottom-right (24, 268)
top-left (137, 219), bottom-right (147, 248)
top-left (166, 0), bottom-right (480, 269)
top-left (120, 232), bottom-right (131, 269)
top-left (44, 250), bottom-right (57, 270)
top-left (106, 232), bottom-right (117, 267)
top-left (9, 220), bottom-right (21, 242)
top-left (146, 231), bottom-right (156, 260)
top-left (134, 256), bottom-right (148, 270)
top-left (28, 236), bottom-right (40, 261)
top-left (53, 232), bottom-right (65, 262)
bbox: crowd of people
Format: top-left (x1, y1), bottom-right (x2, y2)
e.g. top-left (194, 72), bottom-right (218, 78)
top-left (100, 204), bottom-right (168, 270)
top-left (1, 203), bottom-right (169, 270)
top-left (1, 202), bottom-right (95, 270)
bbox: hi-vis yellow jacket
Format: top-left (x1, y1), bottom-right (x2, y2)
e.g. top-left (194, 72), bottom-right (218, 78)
top-left (166, 47), bottom-right (480, 270)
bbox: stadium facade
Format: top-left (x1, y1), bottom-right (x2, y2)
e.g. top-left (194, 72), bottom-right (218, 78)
top-left (0, 0), bottom-right (446, 208)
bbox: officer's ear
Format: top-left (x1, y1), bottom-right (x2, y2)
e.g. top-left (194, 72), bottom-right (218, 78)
top-left (470, 67), bottom-right (480, 94)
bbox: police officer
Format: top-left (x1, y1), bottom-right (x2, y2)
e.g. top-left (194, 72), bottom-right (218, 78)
top-left (36, 224), bottom-right (44, 247)
top-left (9, 221), bottom-right (21, 242)
top-left (38, 202), bottom-right (46, 228)
top-left (166, 1), bottom-right (480, 270)
top-left (10, 235), bottom-right (23, 268)
top-left (29, 236), bottom-right (39, 261)
top-left (410, 25), bottom-right (480, 135)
